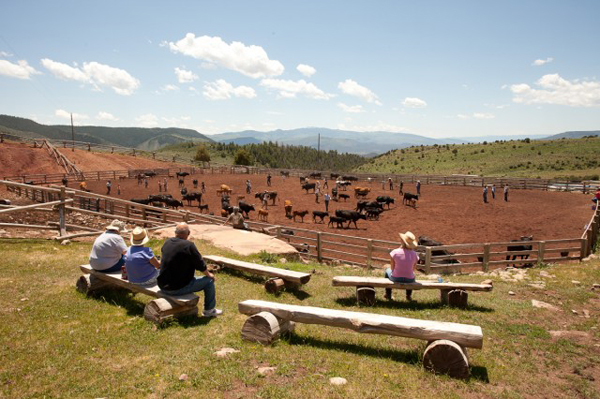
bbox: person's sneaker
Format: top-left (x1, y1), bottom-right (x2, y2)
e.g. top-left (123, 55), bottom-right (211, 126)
top-left (202, 308), bottom-right (223, 317)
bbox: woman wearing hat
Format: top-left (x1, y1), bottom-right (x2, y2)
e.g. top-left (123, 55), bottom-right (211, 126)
top-left (125, 226), bottom-right (160, 286)
top-left (385, 231), bottom-right (420, 301)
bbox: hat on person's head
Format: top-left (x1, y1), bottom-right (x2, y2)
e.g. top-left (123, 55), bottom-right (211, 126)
top-left (233, 206), bottom-right (240, 213)
top-left (106, 219), bottom-right (126, 232)
top-left (130, 226), bottom-right (149, 246)
top-left (398, 231), bottom-right (418, 249)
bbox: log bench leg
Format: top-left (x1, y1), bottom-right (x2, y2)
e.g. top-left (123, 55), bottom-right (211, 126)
top-left (241, 311), bottom-right (296, 345)
top-left (440, 289), bottom-right (469, 308)
top-left (423, 339), bottom-right (470, 379)
top-left (143, 298), bottom-right (198, 325)
top-left (265, 278), bottom-right (286, 294)
top-left (76, 274), bottom-right (114, 296)
top-left (356, 286), bottom-right (376, 306)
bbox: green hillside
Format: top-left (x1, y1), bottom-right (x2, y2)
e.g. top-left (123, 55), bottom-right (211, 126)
top-left (355, 136), bottom-right (600, 180)
top-left (157, 141), bottom-right (366, 171)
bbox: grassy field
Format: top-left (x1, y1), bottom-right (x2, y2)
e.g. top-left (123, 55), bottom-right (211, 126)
top-left (356, 136), bottom-right (600, 180)
top-left (1, 238), bottom-right (599, 398)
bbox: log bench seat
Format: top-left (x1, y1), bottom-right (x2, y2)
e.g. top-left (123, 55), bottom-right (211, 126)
top-left (238, 299), bottom-right (483, 379)
top-left (77, 264), bottom-right (199, 324)
top-left (204, 255), bottom-right (311, 293)
top-left (332, 276), bottom-right (493, 307)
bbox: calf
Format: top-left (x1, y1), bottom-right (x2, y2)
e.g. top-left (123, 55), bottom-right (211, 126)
top-left (292, 210), bottom-right (309, 222)
top-left (164, 198), bottom-right (184, 210)
top-left (376, 195), bottom-right (395, 209)
top-left (335, 210), bottom-right (367, 229)
top-left (506, 236), bottom-right (534, 267)
top-left (342, 175), bottom-right (358, 181)
top-left (178, 179), bottom-right (185, 188)
top-left (258, 209), bottom-right (269, 222)
top-left (182, 192), bottom-right (202, 206)
top-left (176, 171), bottom-right (189, 178)
top-left (402, 192), bottom-right (419, 205)
top-left (309, 172), bottom-right (322, 179)
top-left (338, 194), bottom-right (350, 201)
top-left (418, 236), bottom-right (459, 264)
top-left (130, 198), bottom-right (152, 205)
top-left (238, 201), bottom-right (255, 218)
top-left (198, 204), bottom-right (209, 213)
top-left (312, 210), bottom-right (329, 223)
top-left (328, 216), bottom-right (345, 228)
top-left (302, 183), bottom-right (316, 193)
top-left (356, 200), bottom-right (369, 213)
top-left (365, 207), bottom-right (383, 220)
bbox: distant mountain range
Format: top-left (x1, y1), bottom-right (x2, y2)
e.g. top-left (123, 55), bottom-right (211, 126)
top-left (0, 114), bottom-right (213, 151)
top-left (544, 130), bottom-right (600, 140)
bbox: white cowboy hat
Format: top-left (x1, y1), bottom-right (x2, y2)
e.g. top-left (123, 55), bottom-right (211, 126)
top-left (398, 231), bottom-right (418, 249)
top-left (130, 226), bottom-right (149, 246)
top-left (106, 219), bottom-right (127, 232)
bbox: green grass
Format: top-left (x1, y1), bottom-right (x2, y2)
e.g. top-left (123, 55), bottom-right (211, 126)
top-left (356, 136), bottom-right (600, 180)
top-left (1, 238), bottom-right (600, 398)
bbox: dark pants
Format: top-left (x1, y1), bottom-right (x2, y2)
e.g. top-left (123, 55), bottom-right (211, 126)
top-left (97, 255), bottom-right (125, 273)
top-left (384, 268), bottom-right (415, 299)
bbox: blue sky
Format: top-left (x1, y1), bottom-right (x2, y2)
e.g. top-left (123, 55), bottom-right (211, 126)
top-left (1, 1), bottom-right (599, 138)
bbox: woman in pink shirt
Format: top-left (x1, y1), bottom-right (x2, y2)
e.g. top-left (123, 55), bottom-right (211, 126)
top-left (385, 231), bottom-right (419, 301)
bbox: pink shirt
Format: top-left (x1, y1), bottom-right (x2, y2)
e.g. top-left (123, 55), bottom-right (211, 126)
top-left (390, 248), bottom-right (419, 279)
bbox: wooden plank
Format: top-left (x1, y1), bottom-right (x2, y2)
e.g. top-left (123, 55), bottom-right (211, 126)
top-left (204, 255), bottom-right (311, 284)
top-left (332, 276), bottom-right (492, 291)
top-left (79, 264), bottom-right (198, 306)
top-left (238, 300), bottom-right (483, 349)
top-left (0, 199), bottom-right (72, 214)
top-left (0, 223), bottom-right (57, 230)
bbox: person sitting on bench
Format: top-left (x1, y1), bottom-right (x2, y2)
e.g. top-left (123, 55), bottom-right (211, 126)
top-left (223, 207), bottom-right (249, 230)
top-left (125, 227), bottom-right (160, 287)
top-left (385, 231), bottom-right (420, 301)
top-left (89, 220), bottom-right (128, 273)
top-left (157, 223), bottom-right (222, 317)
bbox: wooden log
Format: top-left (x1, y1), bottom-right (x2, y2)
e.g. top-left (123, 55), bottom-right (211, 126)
top-left (143, 298), bottom-right (198, 324)
top-left (423, 339), bottom-right (470, 379)
top-left (204, 255), bottom-right (311, 284)
top-left (265, 278), bottom-right (285, 294)
top-left (447, 289), bottom-right (468, 308)
top-left (356, 286), bottom-right (376, 306)
top-left (75, 274), bottom-right (113, 296)
top-left (238, 300), bottom-right (484, 349)
top-left (241, 311), bottom-right (295, 345)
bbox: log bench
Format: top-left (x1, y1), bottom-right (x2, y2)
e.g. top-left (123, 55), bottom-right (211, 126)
top-left (204, 255), bottom-right (311, 293)
top-left (332, 276), bottom-right (493, 308)
top-left (77, 264), bottom-right (199, 324)
top-left (239, 299), bottom-right (483, 379)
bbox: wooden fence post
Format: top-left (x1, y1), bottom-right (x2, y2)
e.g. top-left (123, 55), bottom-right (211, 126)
top-left (366, 239), bottom-right (373, 267)
top-left (425, 247), bottom-right (432, 274)
top-left (125, 204), bottom-right (130, 219)
top-left (276, 226), bottom-right (282, 239)
top-left (482, 244), bottom-right (490, 272)
top-left (58, 186), bottom-right (66, 237)
top-left (184, 210), bottom-right (189, 222)
top-left (537, 241), bottom-right (545, 263)
top-left (316, 232), bottom-right (322, 262)
top-left (580, 238), bottom-right (587, 260)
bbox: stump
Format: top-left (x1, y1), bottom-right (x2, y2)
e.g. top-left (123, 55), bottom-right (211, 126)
top-left (265, 278), bottom-right (285, 294)
top-left (75, 274), bottom-right (113, 296)
top-left (241, 311), bottom-right (295, 345)
top-left (356, 286), bottom-right (376, 306)
top-left (283, 280), bottom-right (301, 291)
top-left (143, 298), bottom-right (198, 325)
top-left (423, 339), bottom-right (470, 379)
top-left (440, 289), bottom-right (468, 308)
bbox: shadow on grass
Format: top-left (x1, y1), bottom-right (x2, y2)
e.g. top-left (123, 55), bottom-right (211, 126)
top-left (470, 366), bottom-right (490, 383)
top-left (334, 296), bottom-right (494, 313)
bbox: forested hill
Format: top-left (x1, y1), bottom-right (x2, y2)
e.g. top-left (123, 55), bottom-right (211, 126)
top-left (158, 141), bottom-right (367, 171)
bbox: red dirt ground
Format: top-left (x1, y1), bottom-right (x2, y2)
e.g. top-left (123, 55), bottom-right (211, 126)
top-left (80, 172), bottom-right (594, 245)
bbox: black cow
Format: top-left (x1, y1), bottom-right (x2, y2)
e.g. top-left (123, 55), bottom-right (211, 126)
top-left (280, 171), bottom-right (290, 177)
top-left (148, 194), bottom-right (172, 203)
top-left (255, 191), bottom-right (278, 205)
top-left (151, 201), bottom-right (164, 208)
top-left (198, 204), bottom-right (209, 213)
top-left (328, 216), bottom-right (345, 228)
top-left (342, 175), bottom-right (358, 181)
top-left (299, 176), bottom-right (307, 183)
top-left (309, 172), bottom-right (322, 179)
top-left (365, 207), bottom-right (383, 220)
top-left (376, 196), bottom-right (395, 209)
top-left (337, 181), bottom-right (352, 190)
top-left (312, 211), bottom-right (329, 223)
top-left (418, 236), bottom-right (460, 264)
top-left (330, 173), bottom-right (340, 179)
top-left (335, 210), bottom-right (366, 229)
top-left (506, 236), bottom-right (534, 267)
top-left (402, 192), bottom-right (419, 205)
top-left (365, 201), bottom-right (383, 210)
top-left (131, 198), bottom-right (152, 205)
top-left (192, 179), bottom-right (198, 188)
top-left (293, 210), bottom-right (309, 222)
top-left (144, 171), bottom-right (157, 178)
top-left (176, 172), bottom-right (189, 178)
top-left (338, 194), bottom-right (350, 201)
top-left (356, 200), bottom-right (369, 213)
top-left (182, 192), bottom-right (202, 206)
top-left (178, 179), bottom-right (185, 188)
top-left (238, 201), bottom-right (255, 218)
top-left (302, 183), bottom-right (316, 193)
top-left (164, 198), bottom-right (184, 209)
top-left (61, 177), bottom-right (68, 186)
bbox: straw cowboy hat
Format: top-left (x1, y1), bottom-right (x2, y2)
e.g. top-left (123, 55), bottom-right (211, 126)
top-left (399, 231), bottom-right (418, 249)
top-left (106, 219), bottom-right (127, 232)
top-left (130, 226), bottom-right (149, 246)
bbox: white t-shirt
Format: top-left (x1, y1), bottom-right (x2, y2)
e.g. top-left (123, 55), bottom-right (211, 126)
top-left (89, 231), bottom-right (127, 270)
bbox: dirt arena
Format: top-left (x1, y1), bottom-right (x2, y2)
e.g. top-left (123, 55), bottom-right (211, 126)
top-left (79, 172), bottom-right (593, 245)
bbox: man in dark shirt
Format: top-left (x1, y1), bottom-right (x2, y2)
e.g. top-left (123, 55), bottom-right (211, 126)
top-left (157, 223), bottom-right (222, 317)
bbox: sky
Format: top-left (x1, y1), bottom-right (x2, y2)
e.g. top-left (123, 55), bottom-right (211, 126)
top-left (0, 1), bottom-right (599, 139)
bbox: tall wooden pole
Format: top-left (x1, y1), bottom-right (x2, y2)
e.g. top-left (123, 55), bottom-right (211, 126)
top-left (71, 113), bottom-right (75, 152)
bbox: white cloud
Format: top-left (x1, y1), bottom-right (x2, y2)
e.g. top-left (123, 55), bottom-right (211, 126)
top-left (0, 51), bottom-right (13, 57)
top-left (457, 114), bottom-right (470, 119)
top-left (336, 122), bottom-right (409, 133)
top-left (41, 58), bottom-right (140, 95)
top-left (168, 33), bottom-right (284, 79)
top-left (511, 74), bottom-right (600, 107)
top-left (473, 112), bottom-right (495, 119)
top-left (402, 97), bottom-right (427, 108)
top-left (174, 67), bottom-right (198, 83)
top-left (532, 57), bottom-right (553, 66)
top-left (297, 64), bottom-right (316, 77)
top-left (0, 59), bottom-right (40, 80)
top-left (260, 78), bottom-right (334, 100)
top-left (96, 111), bottom-right (118, 121)
top-left (159, 84), bottom-right (179, 92)
top-left (203, 79), bottom-right (257, 100)
top-left (55, 109), bottom-right (89, 122)
top-left (337, 103), bottom-right (364, 113)
top-left (338, 79), bottom-right (381, 105)
top-left (135, 113), bottom-right (159, 127)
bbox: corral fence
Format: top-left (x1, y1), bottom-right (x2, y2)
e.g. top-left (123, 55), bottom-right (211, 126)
top-left (2, 179), bottom-right (596, 272)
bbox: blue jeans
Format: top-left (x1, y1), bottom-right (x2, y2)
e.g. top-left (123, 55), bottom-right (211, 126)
top-left (162, 276), bottom-right (216, 310)
top-left (384, 268), bottom-right (416, 298)
top-left (99, 255), bottom-right (125, 273)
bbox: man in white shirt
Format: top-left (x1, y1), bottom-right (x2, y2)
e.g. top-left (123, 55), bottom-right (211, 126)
top-left (89, 220), bottom-right (128, 273)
